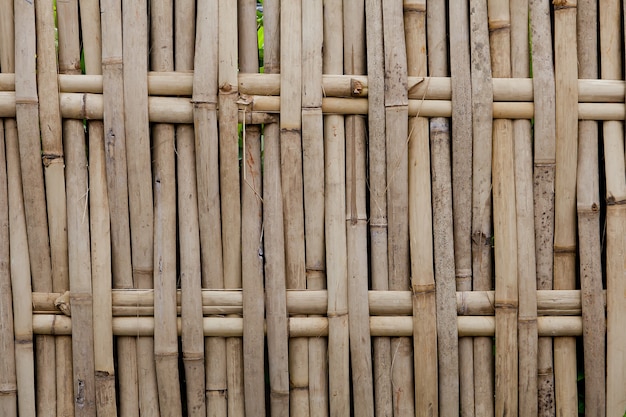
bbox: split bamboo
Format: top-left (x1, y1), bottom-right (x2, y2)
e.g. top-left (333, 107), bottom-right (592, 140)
top-left (301, 1), bottom-right (329, 416)
top-left (324, 1), bottom-right (350, 415)
top-left (553, 0), bottom-right (580, 415)
top-left (365, 0), bottom-right (392, 414)
top-left (577, 1), bottom-right (606, 416)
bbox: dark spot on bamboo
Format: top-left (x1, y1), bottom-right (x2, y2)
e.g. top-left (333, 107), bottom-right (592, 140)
top-left (76, 379), bottom-right (85, 406)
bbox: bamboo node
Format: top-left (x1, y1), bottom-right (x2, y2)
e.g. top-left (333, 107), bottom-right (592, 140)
top-left (494, 302), bottom-right (518, 310)
top-left (488, 20), bottom-right (511, 33)
top-left (553, 245), bottom-right (576, 254)
top-left (54, 291), bottom-right (72, 316)
top-left (412, 282), bottom-right (435, 294)
top-left (42, 153), bottom-right (64, 167)
top-left (552, 0), bottom-right (577, 8)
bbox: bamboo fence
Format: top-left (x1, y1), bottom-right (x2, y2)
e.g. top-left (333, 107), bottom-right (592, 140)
top-left (1, 0), bottom-right (625, 416)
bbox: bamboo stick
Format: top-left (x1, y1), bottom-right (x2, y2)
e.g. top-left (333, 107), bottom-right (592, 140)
top-left (193, 1), bottom-right (228, 415)
top-left (301, 1), bottom-right (328, 416)
top-left (323, 1), bottom-right (350, 415)
top-left (176, 0), bottom-right (205, 416)
top-left (553, 0), bottom-right (580, 415)
top-left (365, 0), bottom-right (392, 414)
top-left (13, 1), bottom-right (57, 415)
top-left (7, 119), bottom-right (36, 417)
top-left (510, 0), bottom-right (538, 415)
top-left (577, 1), bottom-right (605, 416)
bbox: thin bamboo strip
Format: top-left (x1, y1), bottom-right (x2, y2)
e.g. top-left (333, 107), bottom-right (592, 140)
top-left (0, 122), bottom-right (17, 417)
top-left (383, 1), bottom-right (413, 415)
top-left (510, 0), bottom-right (538, 415)
top-left (553, 0), bottom-right (579, 415)
top-left (529, 0), bottom-right (557, 413)
top-left (32, 288), bottom-right (596, 317)
top-left (6, 120), bottom-right (36, 417)
top-left (404, 1), bottom-right (440, 415)
top-left (193, 1), bottom-right (227, 415)
top-left (32, 314), bottom-right (588, 338)
top-left (176, 0), bottom-right (205, 416)
top-left (13, 1), bottom-right (57, 415)
top-left (101, 0), bottom-right (139, 413)
top-left (217, 1), bottom-right (245, 414)
top-left (448, 0), bottom-right (474, 414)
top-left (301, 1), bottom-right (328, 416)
top-left (577, 1), bottom-right (605, 416)
top-left (365, 0), bottom-right (392, 415)
top-left (323, 1), bottom-right (350, 415)
top-left (150, 0), bottom-right (183, 414)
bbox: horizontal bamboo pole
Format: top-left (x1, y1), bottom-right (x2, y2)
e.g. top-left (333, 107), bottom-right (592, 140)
top-left (32, 289), bottom-right (599, 317)
top-left (2, 93), bottom-right (625, 121)
top-left (32, 315), bottom-right (584, 337)
top-left (0, 73), bottom-right (622, 102)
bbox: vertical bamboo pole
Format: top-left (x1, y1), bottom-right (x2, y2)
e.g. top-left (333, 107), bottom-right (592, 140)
top-left (344, 1), bottom-right (374, 416)
top-left (217, 0), bottom-right (245, 414)
top-left (176, 1), bottom-right (205, 416)
top-left (553, 0), bottom-right (579, 415)
top-left (323, 1), bottom-right (350, 415)
top-left (404, 0), bottom-right (439, 415)
top-left (79, 0), bottom-right (118, 414)
top-left (529, 0), bottom-right (556, 413)
top-left (603, 0), bottom-right (626, 412)
top-left (301, 1), bottom-right (328, 416)
top-left (7, 115), bottom-right (36, 417)
top-left (577, 1), bottom-right (605, 416)
top-left (510, 1), bottom-right (538, 416)
top-left (487, 0), bottom-right (519, 414)
top-left (383, 1), bottom-right (413, 414)
top-left (150, 1), bottom-right (183, 414)
top-left (365, 0), bottom-right (392, 414)
top-left (0, 5), bottom-right (17, 417)
top-left (13, 1), bottom-right (57, 415)
top-left (193, 0), bottom-right (228, 414)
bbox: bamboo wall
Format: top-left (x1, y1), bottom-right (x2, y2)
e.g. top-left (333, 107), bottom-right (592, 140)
top-left (0, 0), bottom-right (624, 416)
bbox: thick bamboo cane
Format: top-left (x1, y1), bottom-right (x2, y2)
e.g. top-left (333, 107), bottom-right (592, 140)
top-left (238, 2), bottom-right (265, 416)
top-left (553, 0), bottom-right (579, 415)
top-left (301, 1), bottom-right (329, 416)
top-left (510, 1), bottom-right (538, 416)
top-left (7, 119), bottom-right (36, 417)
top-left (577, 1), bottom-right (605, 416)
top-left (323, 1), bottom-right (350, 415)
top-left (382, 1), bottom-right (413, 415)
top-left (13, 1), bottom-right (57, 415)
top-left (365, 0), bottom-right (392, 415)
top-left (529, 0), bottom-right (557, 413)
top-left (404, 1), bottom-right (440, 415)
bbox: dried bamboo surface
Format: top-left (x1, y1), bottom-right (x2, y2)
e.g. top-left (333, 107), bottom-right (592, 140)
top-left (3, 0), bottom-right (626, 415)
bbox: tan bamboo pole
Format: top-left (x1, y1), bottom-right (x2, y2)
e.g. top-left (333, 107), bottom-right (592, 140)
top-left (365, 0), bottom-right (392, 414)
top-left (6, 119), bottom-right (36, 417)
top-left (577, 1), bottom-right (605, 416)
top-left (192, 1), bottom-right (228, 415)
top-left (511, 0), bottom-right (538, 415)
top-left (176, 1), bottom-right (205, 417)
top-left (323, 1), bottom-right (350, 415)
top-left (553, 0), bottom-right (579, 415)
top-left (216, 1), bottom-right (245, 414)
top-left (469, 0), bottom-right (494, 414)
top-left (13, 1), bottom-right (58, 415)
top-left (382, 1), bottom-right (413, 415)
top-left (343, 1), bottom-right (375, 416)
top-left (150, 0), bottom-right (183, 414)
top-left (602, 0), bottom-right (626, 413)
top-left (301, 1), bottom-right (328, 416)
top-left (404, 0), bottom-right (439, 415)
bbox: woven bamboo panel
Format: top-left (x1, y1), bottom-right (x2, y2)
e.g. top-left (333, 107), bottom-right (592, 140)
top-left (0, 0), bottom-right (623, 416)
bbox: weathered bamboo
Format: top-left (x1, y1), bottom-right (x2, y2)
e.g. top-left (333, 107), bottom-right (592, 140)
top-left (365, 0), bottom-right (392, 414)
top-left (6, 113), bottom-right (36, 417)
top-left (577, 1), bottom-right (605, 416)
top-left (14, 1), bottom-right (57, 415)
top-left (404, 1), bottom-right (439, 415)
top-left (553, 0), bottom-right (580, 415)
top-left (323, 1), bottom-right (350, 415)
top-left (301, 1), bottom-right (328, 416)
